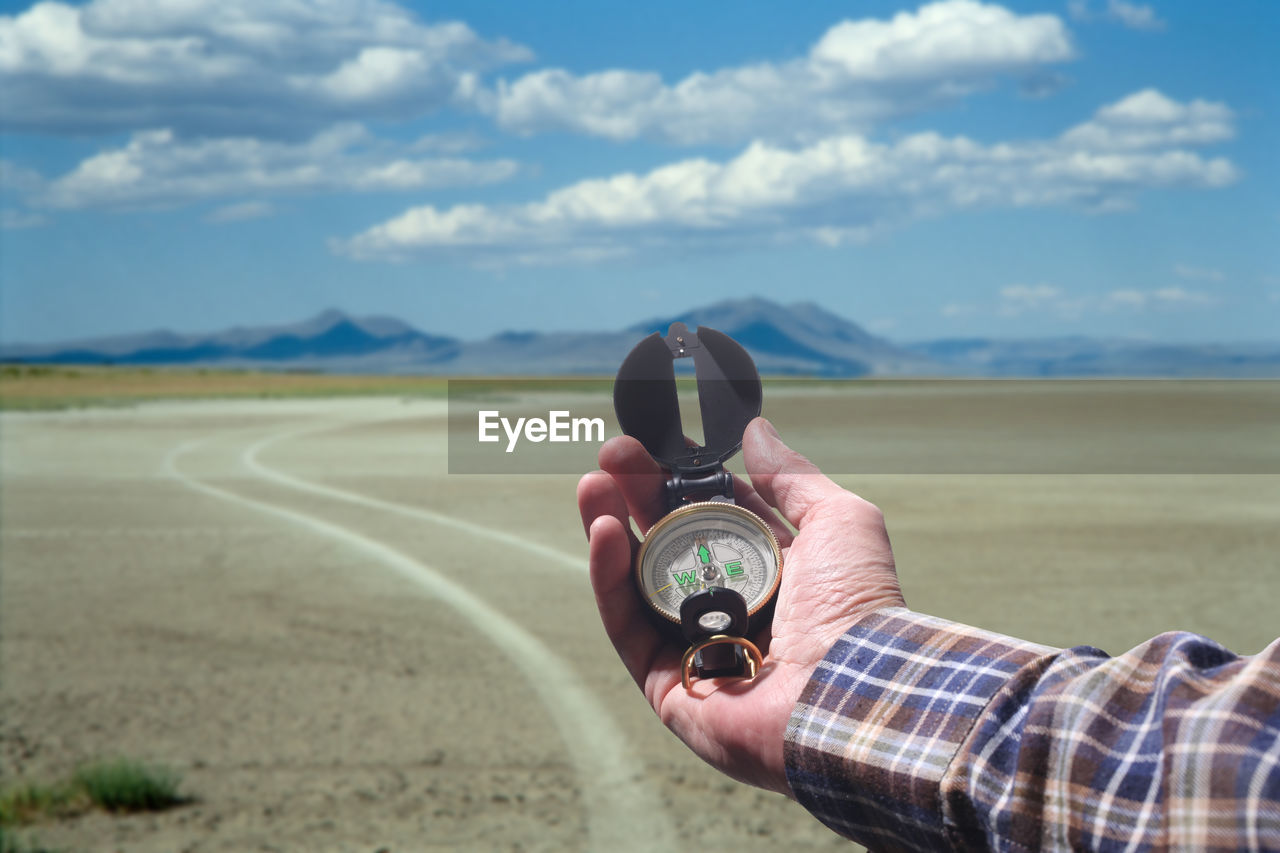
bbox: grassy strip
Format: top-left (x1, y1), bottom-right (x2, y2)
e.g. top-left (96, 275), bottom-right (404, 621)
top-left (0, 781), bottom-right (80, 827)
top-left (0, 365), bottom-right (632, 410)
top-left (72, 760), bottom-right (184, 814)
top-left (0, 365), bottom-right (449, 410)
top-left (0, 759), bottom-right (186, 827)
top-left (0, 363), bottom-right (908, 411)
top-left (0, 826), bottom-right (63, 853)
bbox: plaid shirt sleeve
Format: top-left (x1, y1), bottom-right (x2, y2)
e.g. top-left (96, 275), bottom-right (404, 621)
top-left (784, 607), bottom-right (1280, 852)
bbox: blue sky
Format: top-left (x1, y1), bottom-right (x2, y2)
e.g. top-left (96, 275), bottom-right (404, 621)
top-left (1, 0), bottom-right (1276, 344)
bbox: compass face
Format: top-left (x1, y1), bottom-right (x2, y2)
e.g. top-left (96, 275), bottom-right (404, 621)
top-left (636, 502), bottom-right (782, 625)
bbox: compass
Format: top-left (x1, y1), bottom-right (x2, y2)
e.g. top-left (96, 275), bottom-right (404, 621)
top-left (635, 502), bottom-right (782, 626)
top-left (614, 322), bottom-right (783, 688)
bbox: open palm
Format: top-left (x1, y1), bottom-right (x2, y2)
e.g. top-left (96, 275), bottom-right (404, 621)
top-left (577, 417), bottom-right (903, 796)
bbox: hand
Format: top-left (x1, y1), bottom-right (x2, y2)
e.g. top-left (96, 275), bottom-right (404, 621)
top-left (577, 417), bottom-right (903, 796)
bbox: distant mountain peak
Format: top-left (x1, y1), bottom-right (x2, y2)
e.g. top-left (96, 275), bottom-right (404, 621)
top-left (310, 308), bottom-right (348, 323)
top-left (625, 296), bottom-right (905, 375)
top-left (3, 297), bottom-right (1275, 377)
top-left (278, 308), bottom-right (421, 340)
top-left (292, 308), bottom-right (352, 336)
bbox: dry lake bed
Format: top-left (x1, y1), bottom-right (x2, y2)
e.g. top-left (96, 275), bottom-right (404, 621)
top-left (2, 382), bottom-right (1278, 851)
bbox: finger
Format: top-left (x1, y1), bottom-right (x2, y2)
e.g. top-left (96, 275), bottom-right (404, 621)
top-left (577, 470), bottom-right (638, 548)
top-left (598, 435), bottom-right (669, 535)
top-left (588, 514), bottom-right (665, 690)
top-left (744, 417), bottom-right (871, 529)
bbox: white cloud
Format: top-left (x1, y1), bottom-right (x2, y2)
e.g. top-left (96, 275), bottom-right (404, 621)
top-left (1104, 287), bottom-right (1213, 309)
top-left (488, 0), bottom-right (1073, 144)
top-left (1060, 89), bottom-right (1233, 150)
top-left (1172, 263), bottom-right (1225, 283)
top-left (810, 1), bottom-right (1071, 79)
top-left (407, 131), bottom-right (490, 155)
top-left (998, 284), bottom-right (1098, 319)
top-left (35, 123), bottom-right (518, 209)
top-left (0, 0), bottom-right (531, 135)
top-left (0, 208), bottom-right (48, 229)
top-left (1104, 0), bottom-right (1166, 31)
top-left (339, 90), bottom-right (1237, 264)
top-left (1103, 289), bottom-right (1146, 308)
top-left (1152, 287), bottom-right (1212, 304)
top-left (999, 284), bottom-right (1066, 316)
top-left (1069, 0), bottom-right (1166, 31)
top-left (973, 283), bottom-right (1216, 320)
top-left (205, 200), bottom-right (273, 223)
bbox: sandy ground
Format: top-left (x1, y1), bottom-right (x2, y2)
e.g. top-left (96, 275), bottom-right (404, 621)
top-left (2, 389), bottom-right (1278, 851)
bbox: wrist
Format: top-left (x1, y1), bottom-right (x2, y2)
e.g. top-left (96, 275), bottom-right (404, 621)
top-left (783, 608), bottom-right (1056, 846)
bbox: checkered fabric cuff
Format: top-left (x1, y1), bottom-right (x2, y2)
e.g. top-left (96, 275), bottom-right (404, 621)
top-left (784, 607), bottom-right (1057, 851)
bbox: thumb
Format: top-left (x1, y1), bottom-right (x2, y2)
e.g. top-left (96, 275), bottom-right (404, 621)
top-left (745, 419), bottom-right (904, 658)
top-left (744, 418), bottom-right (860, 529)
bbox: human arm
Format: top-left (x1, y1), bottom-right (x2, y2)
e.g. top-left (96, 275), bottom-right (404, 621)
top-left (789, 608), bottom-right (1280, 851)
top-left (578, 418), bottom-right (1280, 850)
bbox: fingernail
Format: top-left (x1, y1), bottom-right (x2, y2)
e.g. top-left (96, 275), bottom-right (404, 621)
top-left (759, 418), bottom-right (780, 438)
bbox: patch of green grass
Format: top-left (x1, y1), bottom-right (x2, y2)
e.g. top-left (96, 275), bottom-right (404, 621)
top-left (0, 759), bottom-right (186, 828)
top-left (0, 825), bottom-right (65, 853)
top-left (0, 782), bottom-right (79, 827)
top-left (72, 760), bottom-right (184, 814)
top-left (0, 364), bottom-right (450, 410)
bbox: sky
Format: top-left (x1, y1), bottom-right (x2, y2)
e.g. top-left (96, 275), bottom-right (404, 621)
top-left (1, 0), bottom-right (1277, 345)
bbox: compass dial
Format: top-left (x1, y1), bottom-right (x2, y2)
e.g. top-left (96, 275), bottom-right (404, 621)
top-left (636, 502), bottom-right (782, 625)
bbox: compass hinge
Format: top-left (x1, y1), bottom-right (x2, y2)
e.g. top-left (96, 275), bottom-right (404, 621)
top-left (664, 468), bottom-right (734, 512)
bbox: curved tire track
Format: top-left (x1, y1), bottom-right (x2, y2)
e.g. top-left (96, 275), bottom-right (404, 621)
top-left (165, 432), bottom-right (675, 851)
top-left (243, 424), bottom-right (584, 574)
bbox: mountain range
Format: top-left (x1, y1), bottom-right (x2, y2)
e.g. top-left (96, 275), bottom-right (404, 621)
top-left (4, 298), bottom-right (1278, 377)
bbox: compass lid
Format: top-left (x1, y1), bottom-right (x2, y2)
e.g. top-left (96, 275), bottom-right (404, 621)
top-left (613, 323), bottom-right (762, 474)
